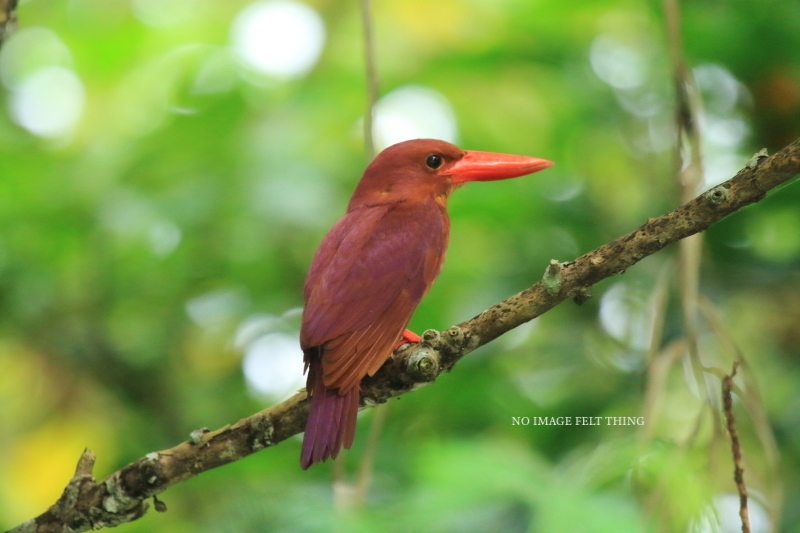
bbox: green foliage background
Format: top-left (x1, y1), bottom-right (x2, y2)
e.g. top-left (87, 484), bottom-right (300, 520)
top-left (1, 0), bottom-right (799, 531)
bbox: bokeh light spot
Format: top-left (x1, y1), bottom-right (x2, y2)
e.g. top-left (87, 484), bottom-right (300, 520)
top-left (252, 165), bottom-right (335, 227)
top-left (186, 289), bottom-right (249, 328)
top-left (694, 64), bottom-right (742, 114)
top-left (231, 0), bottom-right (325, 79)
top-left (132, 0), bottom-right (199, 28)
top-left (590, 34), bottom-right (647, 90)
top-left (242, 332), bottom-right (305, 400)
top-left (691, 494), bottom-right (770, 533)
top-left (702, 152), bottom-right (746, 190)
top-left (10, 66), bottom-right (85, 138)
top-left (0, 27), bottom-right (73, 90)
top-left (599, 282), bottom-right (653, 352)
top-left (147, 220), bottom-right (183, 257)
top-left (373, 85), bottom-right (458, 151)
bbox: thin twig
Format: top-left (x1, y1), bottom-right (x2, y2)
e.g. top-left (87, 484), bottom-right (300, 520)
top-left (360, 0), bottom-right (380, 159)
top-left (331, 454), bottom-right (349, 511)
top-left (699, 297), bottom-right (783, 527)
top-left (332, 405), bottom-right (388, 512)
top-left (663, 0), bottom-right (704, 197)
top-left (662, 0), bottom-right (721, 432)
top-left (722, 361), bottom-right (750, 533)
top-left (639, 263), bottom-right (678, 443)
top-left (0, 0), bottom-right (18, 47)
top-left (699, 298), bottom-right (780, 469)
top-left (640, 338), bottom-right (686, 443)
top-left (8, 138), bottom-right (800, 533)
top-left (354, 403), bottom-right (388, 506)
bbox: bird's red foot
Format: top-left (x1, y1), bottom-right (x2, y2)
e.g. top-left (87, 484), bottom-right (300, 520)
top-left (394, 329), bottom-right (421, 350)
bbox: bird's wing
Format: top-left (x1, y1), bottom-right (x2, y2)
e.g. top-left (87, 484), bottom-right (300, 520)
top-left (301, 200), bottom-right (448, 392)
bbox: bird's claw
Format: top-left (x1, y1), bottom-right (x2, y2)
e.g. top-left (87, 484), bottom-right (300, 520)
top-left (394, 329), bottom-right (421, 350)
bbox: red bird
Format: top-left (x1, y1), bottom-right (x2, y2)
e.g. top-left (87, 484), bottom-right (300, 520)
top-left (300, 139), bottom-right (552, 468)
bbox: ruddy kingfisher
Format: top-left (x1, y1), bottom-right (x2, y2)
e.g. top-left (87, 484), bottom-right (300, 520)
top-left (300, 138), bottom-right (553, 468)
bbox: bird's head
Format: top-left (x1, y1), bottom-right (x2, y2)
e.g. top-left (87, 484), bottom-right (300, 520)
top-left (349, 139), bottom-right (553, 210)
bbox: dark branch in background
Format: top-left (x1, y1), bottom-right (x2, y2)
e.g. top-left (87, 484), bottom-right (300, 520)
top-left (0, 0), bottom-right (18, 47)
top-left (9, 139), bottom-right (800, 533)
top-left (663, 4), bottom-right (756, 529)
top-left (663, 0), bottom-right (703, 179)
top-left (723, 362), bottom-right (751, 533)
top-left (663, 0), bottom-right (721, 432)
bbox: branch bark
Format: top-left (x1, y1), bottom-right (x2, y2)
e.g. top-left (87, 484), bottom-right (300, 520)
top-left (722, 362), bottom-right (751, 533)
top-left (8, 138), bottom-right (800, 533)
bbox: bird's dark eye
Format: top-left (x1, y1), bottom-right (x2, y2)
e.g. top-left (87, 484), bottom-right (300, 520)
top-left (426, 154), bottom-right (443, 169)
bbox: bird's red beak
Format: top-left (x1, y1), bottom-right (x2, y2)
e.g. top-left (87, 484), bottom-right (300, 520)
top-left (443, 150), bottom-right (554, 184)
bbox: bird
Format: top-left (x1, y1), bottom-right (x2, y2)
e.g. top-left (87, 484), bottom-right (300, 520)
top-left (300, 138), bottom-right (553, 469)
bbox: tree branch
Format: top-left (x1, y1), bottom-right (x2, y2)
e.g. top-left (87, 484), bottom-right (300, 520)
top-left (8, 138), bottom-right (800, 533)
top-left (722, 361), bottom-right (751, 533)
top-left (0, 0), bottom-right (18, 47)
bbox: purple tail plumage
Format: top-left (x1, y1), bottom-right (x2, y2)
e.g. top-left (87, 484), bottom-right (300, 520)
top-left (301, 351), bottom-right (359, 469)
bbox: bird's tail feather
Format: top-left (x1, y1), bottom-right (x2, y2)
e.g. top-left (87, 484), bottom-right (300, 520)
top-left (301, 351), bottom-right (359, 469)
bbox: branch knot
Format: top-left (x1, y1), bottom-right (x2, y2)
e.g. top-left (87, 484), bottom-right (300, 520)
top-left (704, 185), bottom-right (730, 206)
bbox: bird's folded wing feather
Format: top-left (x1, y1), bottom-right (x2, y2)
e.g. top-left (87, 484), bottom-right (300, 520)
top-left (301, 200), bottom-right (448, 392)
